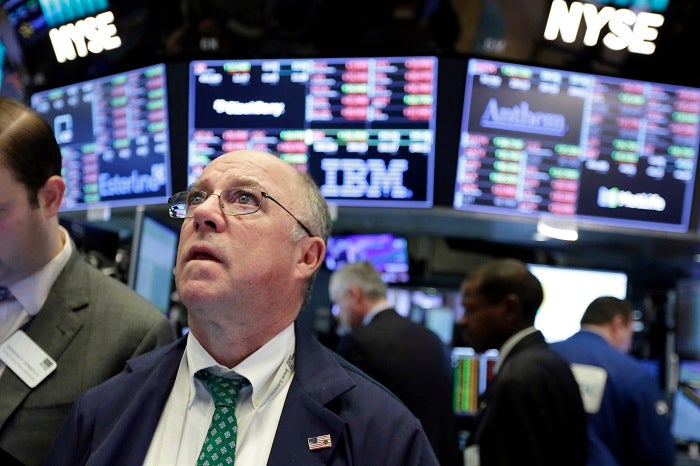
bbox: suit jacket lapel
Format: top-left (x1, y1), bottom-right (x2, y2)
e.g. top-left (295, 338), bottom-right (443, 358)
top-left (267, 324), bottom-right (355, 464)
top-left (0, 250), bottom-right (86, 428)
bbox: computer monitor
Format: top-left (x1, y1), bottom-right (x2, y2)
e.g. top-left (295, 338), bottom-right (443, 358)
top-left (128, 210), bottom-right (179, 314)
top-left (30, 63), bottom-right (173, 212)
top-left (671, 359), bottom-right (700, 444)
top-left (452, 57), bottom-right (700, 234)
top-left (527, 263), bottom-right (628, 343)
top-left (188, 56), bottom-right (438, 207)
top-left (675, 278), bottom-right (700, 360)
top-left (452, 347), bottom-right (498, 414)
top-left (325, 233), bottom-right (409, 284)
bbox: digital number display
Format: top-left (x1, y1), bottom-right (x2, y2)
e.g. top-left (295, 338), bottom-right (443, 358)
top-left (31, 63), bottom-right (172, 211)
top-left (453, 57), bottom-right (700, 233)
top-left (189, 56), bottom-right (438, 207)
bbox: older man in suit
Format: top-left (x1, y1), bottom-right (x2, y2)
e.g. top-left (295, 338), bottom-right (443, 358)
top-left (43, 149), bottom-right (439, 465)
top-left (330, 260), bottom-right (462, 466)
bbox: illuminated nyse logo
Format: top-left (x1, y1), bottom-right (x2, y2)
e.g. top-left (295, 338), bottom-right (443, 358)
top-left (320, 158), bottom-right (410, 199)
top-left (597, 186), bottom-right (666, 211)
top-left (543, 0), bottom-right (665, 55)
top-left (49, 11), bottom-right (122, 63)
top-left (480, 98), bottom-right (568, 137)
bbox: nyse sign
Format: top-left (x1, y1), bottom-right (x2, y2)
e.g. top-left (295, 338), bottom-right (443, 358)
top-left (49, 11), bottom-right (122, 63)
top-left (543, 0), bottom-right (665, 55)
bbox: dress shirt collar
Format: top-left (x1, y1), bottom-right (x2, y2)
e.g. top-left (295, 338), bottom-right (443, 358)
top-left (362, 301), bottom-right (392, 326)
top-left (185, 323), bottom-right (295, 409)
top-left (492, 326), bottom-right (538, 374)
top-left (7, 226), bottom-right (72, 316)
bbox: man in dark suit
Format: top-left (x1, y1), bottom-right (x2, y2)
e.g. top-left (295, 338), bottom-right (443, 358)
top-left (330, 260), bottom-right (462, 466)
top-left (0, 97), bottom-right (177, 466)
top-left (458, 258), bottom-right (588, 466)
top-left (44, 149), bottom-right (439, 465)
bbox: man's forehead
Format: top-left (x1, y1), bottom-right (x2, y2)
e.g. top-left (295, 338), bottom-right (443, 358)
top-left (194, 158), bottom-right (262, 186)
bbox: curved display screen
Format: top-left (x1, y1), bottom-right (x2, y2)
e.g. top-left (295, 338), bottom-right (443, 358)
top-left (453, 57), bottom-right (700, 234)
top-left (188, 56), bottom-right (438, 208)
top-left (31, 63), bottom-right (172, 212)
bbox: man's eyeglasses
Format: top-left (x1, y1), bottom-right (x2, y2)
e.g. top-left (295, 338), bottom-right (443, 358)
top-left (168, 187), bottom-right (314, 237)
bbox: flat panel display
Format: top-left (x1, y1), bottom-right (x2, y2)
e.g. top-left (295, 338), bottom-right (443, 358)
top-left (453, 57), bottom-right (700, 234)
top-left (30, 63), bottom-right (172, 212)
top-left (675, 278), bottom-right (700, 360)
top-left (128, 213), bottom-right (178, 314)
top-left (188, 56), bottom-right (438, 207)
top-left (386, 286), bottom-right (460, 344)
top-left (0, 38), bottom-right (25, 100)
top-left (452, 347), bottom-right (498, 414)
top-left (325, 233), bottom-right (409, 283)
top-left (528, 263), bottom-right (628, 343)
top-left (671, 359), bottom-right (700, 444)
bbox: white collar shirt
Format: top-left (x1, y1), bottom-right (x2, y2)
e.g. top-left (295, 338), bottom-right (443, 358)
top-left (0, 227), bottom-right (72, 376)
top-left (144, 323), bottom-right (296, 466)
top-left (362, 301), bottom-right (392, 326)
top-left (492, 326), bottom-right (538, 375)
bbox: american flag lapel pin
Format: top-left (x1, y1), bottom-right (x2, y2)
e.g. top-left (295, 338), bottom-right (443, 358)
top-left (307, 433), bottom-right (332, 451)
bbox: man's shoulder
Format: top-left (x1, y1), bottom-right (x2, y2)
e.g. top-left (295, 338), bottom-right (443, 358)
top-left (505, 343), bottom-right (576, 378)
top-left (68, 255), bottom-right (167, 317)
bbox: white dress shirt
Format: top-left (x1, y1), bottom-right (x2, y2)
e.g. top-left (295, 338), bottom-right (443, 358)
top-left (143, 323), bottom-right (296, 466)
top-left (0, 226), bottom-right (72, 377)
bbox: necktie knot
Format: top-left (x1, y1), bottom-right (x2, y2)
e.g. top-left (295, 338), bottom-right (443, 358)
top-left (0, 287), bottom-right (12, 302)
top-left (197, 370), bottom-right (249, 407)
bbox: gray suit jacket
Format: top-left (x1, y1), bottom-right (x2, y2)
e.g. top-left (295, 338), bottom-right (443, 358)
top-left (0, 248), bottom-right (177, 466)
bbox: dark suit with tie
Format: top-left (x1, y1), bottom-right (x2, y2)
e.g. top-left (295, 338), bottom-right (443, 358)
top-left (465, 330), bottom-right (588, 466)
top-left (0, 249), bottom-right (177, 466)
top-left (335, 308), bottom-right (462, 466)
top-left (44, 322), bottom-right (439, 466)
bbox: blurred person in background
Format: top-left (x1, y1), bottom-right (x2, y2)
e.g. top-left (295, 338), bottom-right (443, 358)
top-left (551, 296), bottom-right (675, 466)
top-left (329, 260), bottom-right (461, 466)
top-left (458, 257), bottom-right (588, 466)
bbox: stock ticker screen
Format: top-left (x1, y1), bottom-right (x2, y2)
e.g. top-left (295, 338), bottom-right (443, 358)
top-left (453, 57), bottom-right (700, 233)
top-left (188, 56), bottom-right (438, 207)
top-left (31, 63), bottom-right (172, 212)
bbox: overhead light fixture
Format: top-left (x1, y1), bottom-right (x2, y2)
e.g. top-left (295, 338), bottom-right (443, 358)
top-left (536, 216), bottom-right (579, 241)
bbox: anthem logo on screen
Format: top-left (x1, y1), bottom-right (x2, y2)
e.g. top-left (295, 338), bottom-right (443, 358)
top-left (480, 98), bottom-right (569, 137)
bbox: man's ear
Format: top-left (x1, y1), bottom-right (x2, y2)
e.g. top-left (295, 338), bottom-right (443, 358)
top-left (297, 236), bottom-right (325, 279)
top-left (503, 294), bottom-right (523, 321)
top-left (38, 175), bottom-right (65, 215)
top-left (610, 314), bottom-right (627, 335)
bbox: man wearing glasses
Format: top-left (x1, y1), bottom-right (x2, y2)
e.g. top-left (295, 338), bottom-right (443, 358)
top-left (45, 149), bottom-right (439, 466)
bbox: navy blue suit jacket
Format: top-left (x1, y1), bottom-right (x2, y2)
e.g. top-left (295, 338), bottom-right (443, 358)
top-left (44, 322), bottom-right (439, 466)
